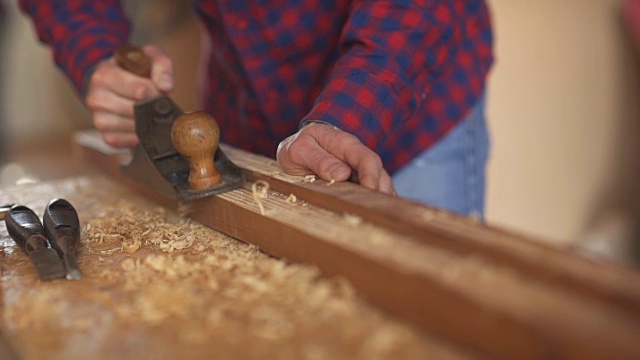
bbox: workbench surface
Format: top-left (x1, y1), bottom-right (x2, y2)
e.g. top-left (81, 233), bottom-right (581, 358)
top-left (0, 176), bottom-right (465, 360)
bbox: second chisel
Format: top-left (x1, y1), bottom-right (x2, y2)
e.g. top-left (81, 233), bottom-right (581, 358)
top-left (43, 198), bottom-right (82, 280)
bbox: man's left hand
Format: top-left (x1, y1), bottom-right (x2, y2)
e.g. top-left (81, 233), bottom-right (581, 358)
top-left (277, 122), bottom-right (397, 195)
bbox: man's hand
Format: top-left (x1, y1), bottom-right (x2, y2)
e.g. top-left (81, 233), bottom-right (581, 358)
top-left (277, 122), bottom-right (397, 195)
top-left (85, 45), bottom-right (174, 148)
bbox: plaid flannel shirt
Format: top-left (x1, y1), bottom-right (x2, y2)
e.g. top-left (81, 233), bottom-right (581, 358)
top-left (19, 0), bottom-right (493, 173)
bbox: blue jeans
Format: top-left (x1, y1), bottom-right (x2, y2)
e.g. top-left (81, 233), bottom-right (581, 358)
top-left (392, 96), bottom-right (489, 218)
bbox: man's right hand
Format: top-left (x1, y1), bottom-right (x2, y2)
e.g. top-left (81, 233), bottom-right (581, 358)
top-left (85, 45), bottom-right (174, 148)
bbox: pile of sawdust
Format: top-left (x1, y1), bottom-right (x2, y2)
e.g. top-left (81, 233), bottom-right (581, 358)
top-left (85, 203), bottom-right (202, 254)
top-left (4, 200), bottom-right (464, 359)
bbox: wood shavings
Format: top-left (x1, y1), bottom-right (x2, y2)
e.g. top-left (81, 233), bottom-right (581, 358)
top-left (121, 238), bottom-right (141, 253)
top-left (327, 179), bottom-right (336, 186)
top-left (2, 190), bottom-right (460, 359)
top-left (303, 175), bottom-right (316, 183)
top-left (156, 235), bottom-right (194, 253)
top-left (84, 201), bottom-right (200, 254)
top-left (98, 269), bottom-right (120, 283)
top-left (285, 194), bottom-right (297, 203)
top-left (343, 213), bottom-right (363, 227)
top-left (95, 247), bottom-right (120, 255)
top-left (121, 258), bottom-right (139, 271)
top-left (251, 180), bottom-right (269, 215)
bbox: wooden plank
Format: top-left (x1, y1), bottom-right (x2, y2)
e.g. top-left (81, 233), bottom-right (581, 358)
top-left (230, 145), bottom-right (640, 317)
top-left (74, 130), bottom-right (640, 359)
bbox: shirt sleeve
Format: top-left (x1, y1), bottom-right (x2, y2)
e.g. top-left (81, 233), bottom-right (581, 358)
top-left (301, 1), bottom-right (464, 149)
top-left (18, 0), bottom-right (131, 96)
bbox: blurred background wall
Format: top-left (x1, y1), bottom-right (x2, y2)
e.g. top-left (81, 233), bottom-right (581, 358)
top-left (0, 0), bottom-right (638, 265)
top-left (486, 0), bottom-right (640, 264)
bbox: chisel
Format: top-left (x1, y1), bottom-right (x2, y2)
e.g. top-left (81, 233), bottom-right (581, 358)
top-left (4, 205), bottom-right (66, 281)
top-left (43, 199), bottom-right (82, 280)
top-left (0, 204), bottom-right (14, 221)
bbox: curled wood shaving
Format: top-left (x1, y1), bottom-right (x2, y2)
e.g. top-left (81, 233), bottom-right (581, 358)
top-left (303, 175), bottom-right (316, 183)
top-left (121, 238), bottom-right (141, 253)
top-left (327, 179), bottom-right (336, 186)
top-left (251, 180), bottom-right (269, 215)
top-left (343, 213), bottom-right (363, 227)
top-left (285, 194), bottom-right (297, 203)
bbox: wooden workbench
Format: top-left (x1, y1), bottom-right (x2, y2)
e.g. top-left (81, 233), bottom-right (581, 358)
top-left (1, 133), bottom-right (640, 359)
top-left (0, 176), bottom-right (463, 359)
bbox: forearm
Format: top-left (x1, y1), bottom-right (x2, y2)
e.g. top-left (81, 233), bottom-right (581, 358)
top-left (18, 0), bottom-right (132, 95)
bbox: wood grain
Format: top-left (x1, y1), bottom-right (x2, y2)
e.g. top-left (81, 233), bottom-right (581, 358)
top-left (73, 131), bottom-right (640, 359)
top-left (228, 145), bottom-right (640, 318)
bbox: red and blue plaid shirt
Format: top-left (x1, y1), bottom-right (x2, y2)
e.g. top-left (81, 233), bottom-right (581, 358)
top-left (20, 0), bottom-right (493, 173)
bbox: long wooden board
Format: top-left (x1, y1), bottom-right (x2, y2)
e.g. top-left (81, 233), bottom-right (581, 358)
top-left (74, 130), bottom-right (640, 359)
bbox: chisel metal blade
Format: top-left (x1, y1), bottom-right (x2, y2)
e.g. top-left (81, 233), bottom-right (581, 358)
top-left (0, 204), bottom-right (14, 221)
top-left (29, 249), bottom-right (68, 281)
top-left (4, 205), bottom-right (66, 281)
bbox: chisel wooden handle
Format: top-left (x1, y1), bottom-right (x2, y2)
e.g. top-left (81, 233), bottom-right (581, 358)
top-left (115, 45), bottom-right (152, 78)
top-left (5, 205), bottom-right (50, 255)
top-left (5, 205), bottom-right (67, 281)
top-left (43, 199), bottom-right (82, 280)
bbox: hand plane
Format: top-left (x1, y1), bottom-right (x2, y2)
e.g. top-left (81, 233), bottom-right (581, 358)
top-left (114, 46), bottom-right (244, 201)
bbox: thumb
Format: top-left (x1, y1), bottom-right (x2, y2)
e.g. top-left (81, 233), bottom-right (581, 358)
top-left (143, 44), bottom-right (174, 92)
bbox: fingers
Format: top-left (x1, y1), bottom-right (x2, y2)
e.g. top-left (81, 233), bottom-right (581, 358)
top-left (88, 57), bottom-right (159, 101)
top-left (101, 131), bottom-right (139, 148)
top-left (93, 112), bottom-right (136, 133)
top-left (344, 149), bottom-right (396, 195)
top-left (85, 84), bottom-right (136, 118)
top-left (308, 124), bottom-right (396, 194)
top-left (277, 123), bottom-right (397, 195)
top-left (92, 110), bottom-right (137, 147)
top-left (84, 44), bottom-right (174, 149)
top-left (379, 171), bottom-right (398, 196)
top-left (277, 131), bottom-right (352, 180)
top-left (143, 44), bottom-right (174, 92)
